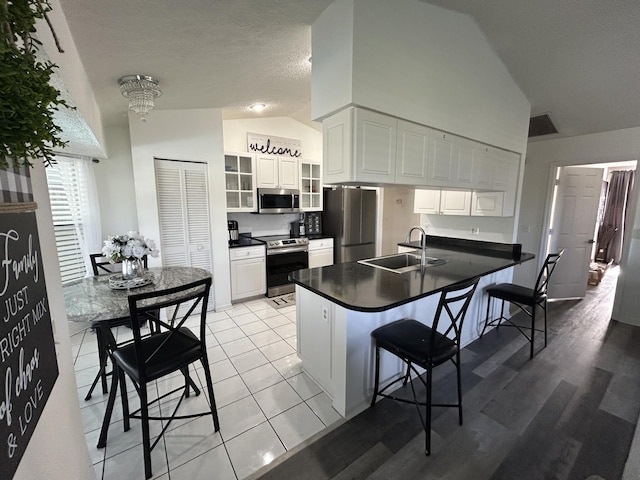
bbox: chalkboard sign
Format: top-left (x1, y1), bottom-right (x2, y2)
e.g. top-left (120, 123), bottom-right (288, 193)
top-left (0, 212), bottom-right (59, 478)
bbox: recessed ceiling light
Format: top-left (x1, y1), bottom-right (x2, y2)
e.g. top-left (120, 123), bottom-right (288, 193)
top-left (249, 103), bottom-right (266, 112)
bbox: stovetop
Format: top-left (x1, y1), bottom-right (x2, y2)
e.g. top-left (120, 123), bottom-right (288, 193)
top-left (253, 234), bottom-right (309, 249)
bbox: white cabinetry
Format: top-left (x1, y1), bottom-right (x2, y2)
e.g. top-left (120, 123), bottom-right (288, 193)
top-left (395, 120), bottom-right (431, 185)
top-left (225, 153), bottom-right (256, 212)
top-left (323, 107), bottom-right (429, 185)
top-left (440, 190), bottom-right (472, 215)
top-left (428, 131), bottom-right (458, 185)
top-left (256, 156), bottom-right (298, 189)
top-left (229, 245), bottom-right (266, 301)
top-left (414, 188), bottom-right (471, 215)
top-left (323, 106), bottom-right (521, 216)
top-left (471, 191), bottom-right (504, 216)
top-left (414, 188), bottom-right (441, 214)
top-left (492, 150), bottom-right (519, 216)
top-left (299, 160), bottom-right (323, 211)
top-left (353, 108), bottom-right (397, 184)
top-left (308, 238), bottom-right (334, 268)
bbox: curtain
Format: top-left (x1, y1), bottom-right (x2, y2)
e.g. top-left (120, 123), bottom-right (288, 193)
top-left (597, 170), bottom-right (634, 263)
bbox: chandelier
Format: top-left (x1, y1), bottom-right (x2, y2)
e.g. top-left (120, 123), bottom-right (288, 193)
top-left (118, 75), bottom-right (162, 120)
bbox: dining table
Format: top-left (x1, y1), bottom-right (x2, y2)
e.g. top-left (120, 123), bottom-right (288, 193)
top-left (63, 265), bottom-right (213, 400)
top-left (64, 266), bottom-right (212, 324)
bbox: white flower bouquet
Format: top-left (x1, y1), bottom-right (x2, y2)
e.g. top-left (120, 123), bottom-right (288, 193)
top-left (102, 231), bottom-right (159, 263)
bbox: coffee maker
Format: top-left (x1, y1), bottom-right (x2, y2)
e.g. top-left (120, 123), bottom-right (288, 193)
top-left (290, 214), bottom-right (305, 238)
top-left (227, 220), bottom-right (239, 244)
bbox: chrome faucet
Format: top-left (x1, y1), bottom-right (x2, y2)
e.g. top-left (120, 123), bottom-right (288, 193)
top-left (406, 226), bottom-right (428, 266)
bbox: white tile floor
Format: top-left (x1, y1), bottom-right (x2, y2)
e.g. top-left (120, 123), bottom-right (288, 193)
top-left (68, 297), bottom-right (342, 479)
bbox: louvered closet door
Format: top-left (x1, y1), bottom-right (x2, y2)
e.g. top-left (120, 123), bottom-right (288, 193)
top-left (155, 158), bottom-right (214, 308)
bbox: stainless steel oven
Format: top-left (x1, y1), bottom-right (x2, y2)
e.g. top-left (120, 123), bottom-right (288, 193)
top-left (257, 235), bottom-right (309, 297)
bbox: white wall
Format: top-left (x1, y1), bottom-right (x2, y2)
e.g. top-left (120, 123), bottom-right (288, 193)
top-left (312, 0), bottom-right (530, 153)
top-left (380, 187), bottom-right (419, 255)
top-left (517, 127), bottom-right (640, 325)
top-left (13, 163), bottom-right (95, 480)
top-left (95, 123), bottom-right (138, 236)
top-left (420, 214), bottom-right (517, 243)
top-left (128, 109), bottom-right (231, 310)
top-left (223, 117), bottom-right (323, 162)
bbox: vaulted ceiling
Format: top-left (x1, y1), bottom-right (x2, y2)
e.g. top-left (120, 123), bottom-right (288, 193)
top-left (53, 0), bottom-right (640, 151)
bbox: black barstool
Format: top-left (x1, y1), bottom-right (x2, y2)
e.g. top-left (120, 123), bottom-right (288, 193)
top-left (370, 276), bottom-right (480, 456)
top-left (481, 250), bottom-right (564, 358)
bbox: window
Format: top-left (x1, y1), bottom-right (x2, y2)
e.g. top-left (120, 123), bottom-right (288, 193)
top-left (45, 155), bottom-right (101, 284)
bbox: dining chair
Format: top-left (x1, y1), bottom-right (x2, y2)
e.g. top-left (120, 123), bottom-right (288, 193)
top-left (370, 276), bottom-right (480, 456)
top-left (84, 253), bottom-right (149, 400)
top-left (89, 252), bottom-right (148, 275)
top-left (96, 277), bottom-right (219, 480)
top-left (481, 250), bottom-right (564, 358)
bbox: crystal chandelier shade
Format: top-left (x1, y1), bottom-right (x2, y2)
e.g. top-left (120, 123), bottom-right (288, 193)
top-left (118, 75), bottom-right (162, 120)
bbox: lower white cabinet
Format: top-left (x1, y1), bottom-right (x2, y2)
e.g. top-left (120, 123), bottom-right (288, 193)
top-left (229, 245), bottom-right (266, 300)
top-left (308, 238), bottom-right (334, 268)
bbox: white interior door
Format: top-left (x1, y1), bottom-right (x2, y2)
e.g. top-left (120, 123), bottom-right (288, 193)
top-left (155, 158), bottom-right (214, 308)
top-left (548, 166), bottom-right (604, 299)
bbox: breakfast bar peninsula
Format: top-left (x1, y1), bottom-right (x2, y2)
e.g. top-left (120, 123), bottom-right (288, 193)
top-left (290, 236), bottom-right (534, 418)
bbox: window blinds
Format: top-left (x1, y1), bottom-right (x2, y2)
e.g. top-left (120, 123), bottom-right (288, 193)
top-left (45, 157), bottom-right (90, 284)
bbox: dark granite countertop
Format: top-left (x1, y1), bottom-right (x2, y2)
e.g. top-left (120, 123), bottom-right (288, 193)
top-left (228, 234), bottom-right (265, 248)
top-left (290, 237), bottom-right (534, 312)
top-left (307, 234), bottom-right (334, 241)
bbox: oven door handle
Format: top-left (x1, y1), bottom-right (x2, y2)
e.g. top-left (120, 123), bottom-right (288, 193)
top-left (267, 247), bottom-right (308, 255)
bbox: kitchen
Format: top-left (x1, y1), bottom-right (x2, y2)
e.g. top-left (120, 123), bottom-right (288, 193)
top-left (10, 0), bottom-right (640, 479)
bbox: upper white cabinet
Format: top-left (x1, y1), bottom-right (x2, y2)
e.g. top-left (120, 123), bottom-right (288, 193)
top-left (395, 120), bottom-right (431, 185)
top-left (323, 106), bottom-right (521, 215)
top-left (323, 107), bottom-right (430, 186)
top-left (428, 132), bottom-right (458, 185)
top-left (299, 160), bottom-right (323, 211)
top-left (256, 156), bottom-right (298, 189)
top-left (414, 188), bottom-right (471, 215)
top-left (471, 191), bottom-right (504, 216)
top-left (353, 108), bottom-right (397, 184)
top-left (414, 188), bottom-right (441, 214)
top-left (440, 190), bottom-right (472, 216)
top-left (492, 149), bottom-right (520, 216)
top-left (225, 153), bottom-right (256, 212)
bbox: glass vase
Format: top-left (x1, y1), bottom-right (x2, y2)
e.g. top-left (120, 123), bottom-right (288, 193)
top-left (121, 258), bottom-right (143, 280)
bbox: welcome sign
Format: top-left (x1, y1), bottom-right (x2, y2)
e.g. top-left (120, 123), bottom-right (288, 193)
top-left (247, 132), bottom-right (302, 158)
top-left (0, 212), bottom-right (58, 478)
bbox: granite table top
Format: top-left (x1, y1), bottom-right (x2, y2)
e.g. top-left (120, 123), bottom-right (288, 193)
top-left (290, 245), bottom-right (534, 313)
top-left (63, 266), bottom-right (211, 323)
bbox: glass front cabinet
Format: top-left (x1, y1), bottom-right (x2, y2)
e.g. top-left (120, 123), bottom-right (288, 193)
top-left (225, 153), bottom-right (256, 211)
top-left (299, 160), bottom-right (322, 211)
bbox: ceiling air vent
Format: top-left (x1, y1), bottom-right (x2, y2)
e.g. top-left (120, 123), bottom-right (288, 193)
top-left (528, 114), bottom-right (558, 137)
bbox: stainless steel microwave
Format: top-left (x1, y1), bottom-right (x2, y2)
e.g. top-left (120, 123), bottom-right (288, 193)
top-left (257, 188), bottom-right (301, 214)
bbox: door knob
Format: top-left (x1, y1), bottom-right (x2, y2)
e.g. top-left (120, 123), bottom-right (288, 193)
top-left (588, 239), bottom-right (596, 244)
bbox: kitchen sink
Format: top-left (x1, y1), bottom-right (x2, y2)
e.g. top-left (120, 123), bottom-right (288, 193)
top-left (358, 252), bottom-right (446, 274)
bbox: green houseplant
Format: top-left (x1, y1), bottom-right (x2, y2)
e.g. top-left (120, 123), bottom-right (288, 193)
top-left (0, 0), bottom-right (69, 170)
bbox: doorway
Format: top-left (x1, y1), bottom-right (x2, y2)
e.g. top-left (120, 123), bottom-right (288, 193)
top-left (545, 160), bottom-right (636, 301)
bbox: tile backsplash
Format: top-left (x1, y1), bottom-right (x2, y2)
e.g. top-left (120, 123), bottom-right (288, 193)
top-left (228, 212), bottom-right (301, 237)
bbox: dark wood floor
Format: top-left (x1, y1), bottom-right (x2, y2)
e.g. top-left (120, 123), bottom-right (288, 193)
top-left (253, 267), bottom-right (640, 480)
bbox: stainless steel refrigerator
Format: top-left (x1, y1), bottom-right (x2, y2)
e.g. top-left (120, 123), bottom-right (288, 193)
top-left (323, 187), bottom-right (377, 263)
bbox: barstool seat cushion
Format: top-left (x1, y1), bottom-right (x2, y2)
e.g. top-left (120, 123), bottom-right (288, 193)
top-left (486, 283), bottom-right (546, 305)
top-left (372, 319), bottom-right (457, 367)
